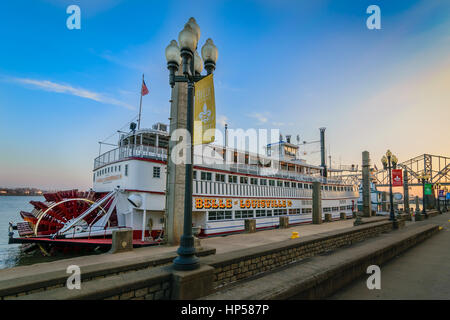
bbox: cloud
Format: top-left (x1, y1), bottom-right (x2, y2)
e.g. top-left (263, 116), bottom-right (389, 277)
top-left (248, 112), bottom-right (269, 124)
top-left (10, 77), bottom-right (135, 110)
top-left (216, 114), bottom-right (228, 128)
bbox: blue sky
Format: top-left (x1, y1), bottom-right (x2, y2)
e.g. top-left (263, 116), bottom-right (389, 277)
top-left (0, 0), bottom-right (449, 189)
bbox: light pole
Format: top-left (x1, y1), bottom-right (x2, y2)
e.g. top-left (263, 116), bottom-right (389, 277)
top-left (445, 187), bottom-right (449, 212)
top-left (165, 18), bottom-right (218, 271)
top-left (417, 172), bottom-right (430, 217)
top-left (381, 150), bottom-right (398, 222)
top-left (436, 183), bottom-right (441, 213)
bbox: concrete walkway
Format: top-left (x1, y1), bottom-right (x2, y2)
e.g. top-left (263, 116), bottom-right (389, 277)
top-left (0, 216), bottom-right (384, 280)
top-left (330, 213), bottom-right (450, 300)
top-left (201, 217), bottom-right (386, 254)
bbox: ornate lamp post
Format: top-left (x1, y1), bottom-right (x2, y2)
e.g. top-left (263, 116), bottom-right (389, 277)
top-left (417, 172), bottom-right (430, 217)
top-left (445, 187), bottom-right (449, 212)
top-left (165, 18), bottom-right (218, 271)
top-left (381, 150), bottom-right (398, 222)
top-left (435, 183), bottom-right (441, 213)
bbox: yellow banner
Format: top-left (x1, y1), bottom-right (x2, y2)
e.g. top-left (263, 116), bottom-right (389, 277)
top-left (194, 74), bottom-right (215, 145)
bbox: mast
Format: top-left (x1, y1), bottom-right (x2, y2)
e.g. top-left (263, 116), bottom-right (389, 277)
top-left (138, 74), bottom-right (144, 130)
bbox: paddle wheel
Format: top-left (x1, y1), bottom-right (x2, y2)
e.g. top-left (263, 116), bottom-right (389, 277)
top-left (18, 189), bottom-right (117, 238)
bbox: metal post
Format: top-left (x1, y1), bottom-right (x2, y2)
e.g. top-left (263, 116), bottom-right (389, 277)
top-left (138, 74), bottom-right (144, 130)
top-left (388, 156), bottom-right (395, 221)
top-left (173, 53), bottom-right (199, 271)
top-left (422, 179), bottom-right (427, 216)
top-left (403, 169), bottom-right (410, 216)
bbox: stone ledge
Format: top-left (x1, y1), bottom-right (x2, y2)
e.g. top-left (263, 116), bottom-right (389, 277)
top-left (201, 220), bottom-right (392, 268)
top-left (13, 266), bottom-right (172, 300)
top-left (203, 223), bottom-right (439, 300)
top-left (359, 216), bottom-right (389, 225)
top-left (0, 246), bottom-right (215, 298)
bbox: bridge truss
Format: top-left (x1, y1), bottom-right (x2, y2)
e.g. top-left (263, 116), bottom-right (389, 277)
top-left (373, 154), bottom-right (450, 187)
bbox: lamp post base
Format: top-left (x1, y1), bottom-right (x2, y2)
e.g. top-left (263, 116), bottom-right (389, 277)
top-left (173, 235), bottom-right (200, 271)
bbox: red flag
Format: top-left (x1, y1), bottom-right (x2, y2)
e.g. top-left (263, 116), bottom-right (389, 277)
top-left (141, 80), bottom-right (149, 96)
top-left (392, 169), bottom-right (403, 187)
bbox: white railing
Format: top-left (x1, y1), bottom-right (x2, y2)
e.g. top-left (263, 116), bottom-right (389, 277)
top-left (193, 180), bottom-right (359, 199)
top-left (193, 155), bottom-right (345, 185)
top-left (94, 144), bottom-right (167, 169)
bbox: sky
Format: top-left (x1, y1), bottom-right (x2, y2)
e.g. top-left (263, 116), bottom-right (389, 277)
top-left (0, 0), bottom-right (449, 190)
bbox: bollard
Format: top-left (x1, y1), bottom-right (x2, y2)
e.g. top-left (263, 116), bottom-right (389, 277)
top-left (312, 182), bottom-right (322, 224)
top-left (290, 231), bottom-right (299, 239)
top-left (324, 213), bottom-right (332, 222)
top-left (279, 216), bottom-right (289, 229)
top-left (109, 228), bottom-right (133, 254)
top-left (245, 219), bottom-right (256, 233)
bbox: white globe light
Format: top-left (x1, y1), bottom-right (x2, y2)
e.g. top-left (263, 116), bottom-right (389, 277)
top-left (187, 17), bottom-right (201, 43)
top-left (194, 51), bottom-right (203, 74)
top-left (178, 23), bottom-right (198, 52)
top-left (201, 38), bottom-right (218, 63)
top-left (165, 40), bottom-right (181, 65)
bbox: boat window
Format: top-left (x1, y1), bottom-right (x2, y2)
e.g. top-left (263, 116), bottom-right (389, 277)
top-left (125, 164), bottom-right (128, 176)
top-left (153, 166), bottom-right (161, 178)
top-left (215, 174), bottom-right (225, 182)
top-left (201, 172), bottom-right (212, 181)
top-left (228, 175), bottom-right (238, 183)
top-left (291, 182), bottom-right (297, 188)
top-left (208, 210), bottom-right (232, 221)
top-left (284, 181), bottom-right (290, 188)
top-left (250, 178), bottom-right (258, 185)
top-left (240, 176), bottom-right (248, 184)
top-left (260, 179), bottom-right (267, 186)
top-left (255, 209), bottom-right (266, 217)
top-left (235, 210), bottom-right (254, 219)
top-left (277, 180), bottom-right (283, 187)
top-left (298, 183), bottom-right (303, 189)
top-left (269, 180), bottom-right (275, 186)
top-left (193, 170), bottom-right (197, 180)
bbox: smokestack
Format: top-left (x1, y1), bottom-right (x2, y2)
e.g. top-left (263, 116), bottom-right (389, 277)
top-left (319, 127), bottom-right (327, 177)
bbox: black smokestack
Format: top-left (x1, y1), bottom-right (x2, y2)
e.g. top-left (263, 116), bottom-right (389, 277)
top-left (320, 127), bottom-right (327, 177)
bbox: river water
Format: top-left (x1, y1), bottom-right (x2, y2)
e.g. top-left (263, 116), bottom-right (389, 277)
top-left (0, 196), bottom-right (100, 270)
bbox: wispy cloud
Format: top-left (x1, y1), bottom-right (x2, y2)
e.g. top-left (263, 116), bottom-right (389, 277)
top-left (247, 112), bottom-right (269, 124)
top-left (9, 77), bottom-right (135, 110)
top-left (217, 114), bottom-right (229, 127)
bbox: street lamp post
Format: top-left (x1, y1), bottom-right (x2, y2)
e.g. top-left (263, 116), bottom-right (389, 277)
top-left (436, 183), bottom-right (441, 213)
top-left (165, 18), bottom-right (218, 271)
top-left (381, 150), bottom-right (398, 222)
top-left (445, 187), bottom-right (449, 212)
top-left (417, 172), bottom-right (430, 217)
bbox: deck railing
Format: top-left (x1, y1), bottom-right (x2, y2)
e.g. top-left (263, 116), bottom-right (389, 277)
top-left (193, 155), bottom-right (347, 185)
top-left (94, 144), bottom-right (167, 169)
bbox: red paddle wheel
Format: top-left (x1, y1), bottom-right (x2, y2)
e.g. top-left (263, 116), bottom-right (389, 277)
top-left (23, 189), bottom-right (116, 237)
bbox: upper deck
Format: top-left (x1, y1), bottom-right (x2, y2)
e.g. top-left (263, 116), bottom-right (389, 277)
top-left (93, 123), bottom-right (353, 187)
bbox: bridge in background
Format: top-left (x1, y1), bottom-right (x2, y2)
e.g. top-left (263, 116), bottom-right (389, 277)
top-left (328, 153), bottom-right (450, 189)
top-left (374, 154), bottom-right (450, 187)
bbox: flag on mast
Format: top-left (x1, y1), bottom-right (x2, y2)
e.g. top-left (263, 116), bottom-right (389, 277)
top-left (138, 74), bottom-right (149, 130)
top-left (141, 79), bottom-right (149, 96)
